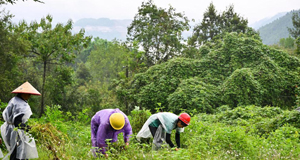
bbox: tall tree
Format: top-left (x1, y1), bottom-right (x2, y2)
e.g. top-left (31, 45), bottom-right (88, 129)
top-left (87, 38), bottom-right (128, 83)
top-left (189, 3), bottom-right (253, 46)
top-left (188, 2), bottom-right (220, 46)
top-left (296, 37), bottom-right (300, 55)
top-left (127, 0), bottom-right (189, 66)
top-left (288, 11), bottom-right (300, 55)
top-left (18, 15), bottom-right (91, 116)
top-left (0, 10), bottom-right (29, 101)
top-left (220, 5), bottom-right (248, 34)
top-left (279, 36), bottom-right (295, 49)
top-left (288, 11), bottom-right (300, 39)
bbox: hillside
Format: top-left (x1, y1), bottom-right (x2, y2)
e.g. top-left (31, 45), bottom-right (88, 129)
top-left (72, 10), bottom-right (299, 45)
top-left (249, 12), bottom-right (287, 30)
top-left (258, 10), bottom-right (299, 45)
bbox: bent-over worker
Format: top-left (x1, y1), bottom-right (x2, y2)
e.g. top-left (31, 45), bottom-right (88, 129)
top-left (136, 112), bottom-right (190, 150)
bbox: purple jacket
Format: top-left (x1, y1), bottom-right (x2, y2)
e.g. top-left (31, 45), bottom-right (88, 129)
top-left (91, 108), bottom-right (132, 154)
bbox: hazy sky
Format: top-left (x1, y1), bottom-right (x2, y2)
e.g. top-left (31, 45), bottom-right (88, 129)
top-left (1, 0), bottom-right (300, 25)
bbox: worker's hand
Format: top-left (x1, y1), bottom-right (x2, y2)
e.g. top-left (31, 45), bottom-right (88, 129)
top-left (175, 148), bottom-right (180, 151)
top-left (104, 153), bottom-right (108, 158)
top-left (123, 142), bottom-right (129, 150)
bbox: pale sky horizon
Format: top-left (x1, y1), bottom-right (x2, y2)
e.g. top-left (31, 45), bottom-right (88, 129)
top-left (1, 0), bottom-right (300, 25)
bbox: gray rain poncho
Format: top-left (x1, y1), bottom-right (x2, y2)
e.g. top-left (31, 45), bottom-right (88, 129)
top-left (1, 96), bottom-right (38, 159)
top-left (0, 149), bottom-right (3, 158)
top-left (136, 112), bottom-right (184, 150)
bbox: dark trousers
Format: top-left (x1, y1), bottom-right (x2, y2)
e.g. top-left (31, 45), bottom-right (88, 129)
top-left (10, 146), bottom-right (27, 160)
top-left (149, 125), bottom-right (158, 137)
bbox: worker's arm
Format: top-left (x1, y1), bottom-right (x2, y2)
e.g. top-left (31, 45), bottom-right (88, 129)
top-left (175, 132), bottom-right (180, 148)
top-left (14, 114), bottom-right (30, 131)
top-left (123, 121), bottom-right (133, 143)
top-left (165, 133), bottom-right (175, 148)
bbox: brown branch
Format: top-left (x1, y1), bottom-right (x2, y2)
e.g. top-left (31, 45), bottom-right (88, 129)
top-left (29, 50), bottom-right (41, 55)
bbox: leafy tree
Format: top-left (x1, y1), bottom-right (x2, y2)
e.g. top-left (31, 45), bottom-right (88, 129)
top-left (115, 58), bottom-right (203, 112)
top-left (0, 10), bottom-right (30, 102)
top-left (19, 15), bottom-right (91, 116)
top-left (279, 36), bottom-right (295, 49)
top-left (188, 3), bottom-right (220, 46)
top-left (168, 77), bottom-right (219, 114)
top-left (221, 68), bottom-right (262, 108)
top-left (47, 66), bottom-right (73, 103)
top-left (189, 3), bottom-right (254, 46)
top-left (75, 62), bottom-right (92, 86)
top-left (116, 32), bottom-right (300, 113)
top-left (288, 11), bottom-right (300, 39)
top-left (220, 5), bottom-right (248, 34)
top-left (296, 37), bottom-right (300, 55)
top-left (127, 0), bottom-right (189, 66)
top-left (288, 11), bottom-right (300, 55)
top-left (86, 39), bottom-right (128, 83)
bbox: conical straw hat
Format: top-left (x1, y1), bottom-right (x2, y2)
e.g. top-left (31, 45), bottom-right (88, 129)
top-left (11, 81), bottom-right (41, 96)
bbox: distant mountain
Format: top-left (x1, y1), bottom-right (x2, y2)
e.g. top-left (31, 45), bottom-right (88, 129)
top-left (73, 17), bottom-right (195, 41)
top-left (249, 12), bottom-right (287, 30)
top-left (73, 18), bottom-right (132, 41)
top-left (74, 10), bottom-right (299, 45)
top-left (257, 10), bottom-right (299, 45)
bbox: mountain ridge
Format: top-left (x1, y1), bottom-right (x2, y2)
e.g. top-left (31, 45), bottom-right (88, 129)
top-left (73, 9), bottom-right (299, 44)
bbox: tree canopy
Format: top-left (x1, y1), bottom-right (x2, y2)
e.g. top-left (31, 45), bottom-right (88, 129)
top-left (127, 0), bottom-right (189, 66)
top-left (188, 3), bottom-right (255, 46)
top-left (18, 15), bottom-right (91, 116)
top-left (288, 11), bottom-right (300, 39)
top-left (115, 32), bottom-right (300, 114)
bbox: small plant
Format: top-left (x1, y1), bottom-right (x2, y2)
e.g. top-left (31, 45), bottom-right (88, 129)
top-left (128, 106), bottom-right (151, 134)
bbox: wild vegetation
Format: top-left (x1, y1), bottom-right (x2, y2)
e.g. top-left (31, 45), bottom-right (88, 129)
top-left (0, 0), bottom-right (300, 159)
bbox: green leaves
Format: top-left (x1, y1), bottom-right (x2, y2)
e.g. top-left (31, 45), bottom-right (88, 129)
top-left (127, 0), bottom-right (189, 66)
top-left (288, 11), bottom-right (300, 39)
top-left (117, 32), bottom-right (300, 114)
top-left (189, 3), bottom-right (257, 46)
top-left (16, 14), bottom-right (92, 115)
top-left (221, 68), bottom-right (262, 108)
top-left (168, 77), bottom-right (219, 114)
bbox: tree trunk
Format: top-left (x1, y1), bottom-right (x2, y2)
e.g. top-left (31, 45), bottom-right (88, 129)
top-left (39, 60), bottom-right (47, 117)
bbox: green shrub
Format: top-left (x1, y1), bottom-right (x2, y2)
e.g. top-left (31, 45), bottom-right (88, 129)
top-left (168, 77), bottom-right (219, 114)
top-left (128, 106), bottom-right (151, 134)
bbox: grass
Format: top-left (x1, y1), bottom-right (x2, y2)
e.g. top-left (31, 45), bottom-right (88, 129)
top-left (2, 105), bottom-right (300, 159)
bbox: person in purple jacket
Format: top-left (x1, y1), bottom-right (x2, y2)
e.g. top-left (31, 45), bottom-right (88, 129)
top-left (91, 108), bottom-right (132, 158)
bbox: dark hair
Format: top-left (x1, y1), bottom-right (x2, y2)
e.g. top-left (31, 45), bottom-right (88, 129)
top-left (178, 119), bottom-right (188, 127)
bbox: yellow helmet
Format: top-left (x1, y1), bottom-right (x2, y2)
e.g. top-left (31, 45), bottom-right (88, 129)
top-left (109, 113), bottom-right (125, 130)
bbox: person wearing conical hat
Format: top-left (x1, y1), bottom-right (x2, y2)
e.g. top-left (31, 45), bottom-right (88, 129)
top-left (1, 81), bottom-right (40, 160)
top-left (91, 108), bottom-right (132, 158)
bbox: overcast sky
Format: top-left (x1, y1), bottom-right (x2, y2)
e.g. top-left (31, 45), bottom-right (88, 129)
top-left (1, 0), bottom-right (300, 25)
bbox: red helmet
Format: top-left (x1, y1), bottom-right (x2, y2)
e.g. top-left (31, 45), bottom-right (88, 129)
top-left (178, 113), bottom-right (190, 125)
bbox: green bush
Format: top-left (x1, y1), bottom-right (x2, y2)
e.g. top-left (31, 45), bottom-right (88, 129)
top-left (128, 106), bottom-right (151, 134)
top-left (168, 77), bottom-right (219, 114)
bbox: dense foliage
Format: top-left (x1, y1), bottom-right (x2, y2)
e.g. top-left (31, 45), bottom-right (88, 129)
top-left (127, 0), bottom-right (189, 66)
top-left (188, 3), bottom-right (253, 46)
top-left (1, 0), bottom-right (300, 159)
top-left (0, 10), bottom-right (27, 101)
top-left (116, 32), bottom-right (300, 114)
top-left (1, 104), bottom-right (300, 159)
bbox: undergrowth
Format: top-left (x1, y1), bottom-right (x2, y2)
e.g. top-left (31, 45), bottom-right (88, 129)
top-left (1, 105), bottom-right (300, 159)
